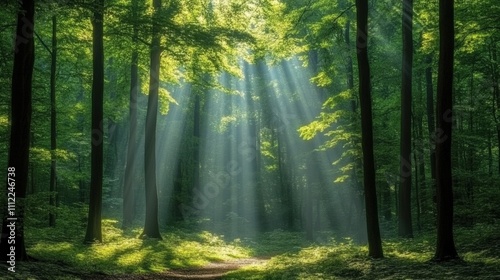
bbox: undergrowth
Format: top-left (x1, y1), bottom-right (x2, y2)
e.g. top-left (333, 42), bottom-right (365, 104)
top-left (1, 203), bottom-right (498, 279)
top-left (225, 223), bottom-right (500, 279)
top-left (0, 204), bottom-right (250, 279)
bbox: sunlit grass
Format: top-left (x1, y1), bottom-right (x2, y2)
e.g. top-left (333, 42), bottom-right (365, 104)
top-left (25, 217), bottom-right (251, 275)
top-left (226, 223), bottom-right (500, 279)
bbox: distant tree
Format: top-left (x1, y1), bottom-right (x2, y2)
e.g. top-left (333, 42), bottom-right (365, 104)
top-left (123, 0), bottom-right (141, 229)
top-left (433, 0), bottom-right (459, 261)
top-left (425, 54), bottom-right (437, 184)
top-left (142, 0), bottom-right (162, 239)
top-left (0, 0), bottom-right (35, 262)
top-left (85, 0), bottom-right (104, 243)
top-left (398, 0), bottom-right (414, 238)
top-left (49, 14), bottom-right (58, 227)
top-left (355, 0), bottom-right (383, 258)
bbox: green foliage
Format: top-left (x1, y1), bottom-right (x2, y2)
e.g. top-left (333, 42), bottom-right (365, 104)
top-left (226, 224), bottom-right (500, 279)
top-left (299, 89), bottom-right (361, 184)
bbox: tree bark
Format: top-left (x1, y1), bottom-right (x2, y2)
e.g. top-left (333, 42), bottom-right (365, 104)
top-left (142, 0), bottom-right (162, 239)
top-left (85, 0), bottom-right (105, 243)
top-left (355, 0), bottom-right (383, 258)
top-left (434, 0), bottom-right (459, 261)
top-left (0, 0), bottom-right (35, 262)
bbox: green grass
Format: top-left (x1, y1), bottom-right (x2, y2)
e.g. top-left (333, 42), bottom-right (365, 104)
top-left (225, 223), bottom-right (500, 279)
top-left (2, 204), bottom-right (499, 279)
top-left (25, 220), bottom-right (249, 273)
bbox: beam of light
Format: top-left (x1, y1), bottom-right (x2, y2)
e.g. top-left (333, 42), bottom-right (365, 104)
top-left (156, 83), bottom-right (192, 226)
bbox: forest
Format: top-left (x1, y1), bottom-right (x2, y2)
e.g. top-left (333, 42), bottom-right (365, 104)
top-left (0, 0), bottom-right (499, 279)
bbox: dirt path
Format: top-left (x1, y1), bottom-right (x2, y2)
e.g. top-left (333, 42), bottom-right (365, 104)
top-left (90, 257), bottom-right (267, 280)
top-left (162, 258), bottom-right (267, 279)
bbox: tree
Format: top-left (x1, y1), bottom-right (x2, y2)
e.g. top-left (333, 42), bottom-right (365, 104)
top-left (84, 0), bottom-right (104, 243)
top-left (123, 0), bottom-right (141, 229)
top-left (433, 0), bottom-right (459, 261)
top-left (142, 0), bottom-right (162, 239)
top-left (425, 54), bottom-right (437, 183)
top-left (49, 14), bottom-right (58, 227)
top-left (398, 0), bottom-right (414, 238)
top-left (355, 0), bottom-right (383, 258)
top-left (0, 0), bottom-right (35, 262)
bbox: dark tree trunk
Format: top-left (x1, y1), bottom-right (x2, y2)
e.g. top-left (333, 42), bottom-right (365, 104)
top-left (0, 0), bottom-right (35, 262)
top-left (277, 130), bottom-right (293, 230)
top-left (399, 0), bottom-right (414, 238)
top-left (355, 0), bottom-right (383, 258)
top-left (425, 55), bottom-right (437, 184)
top-left (434, 0), bottom-right (459, 261)
top-left (193, 92), bottom-right (200, 197)
top-left (49, 15), bottom-right (57, 227)
top-left (169, 159), bottom-right (184, 223)
top-left (85, 0), bottom-right (104, 243)
top-left (142, 0), bottom-right (162, 239)
top-left (491, 45), bottom-right (500, 175)
top-left (412, 112), bottom-right (426, 231)
top-left (123, 0), bottom-right (140, 229)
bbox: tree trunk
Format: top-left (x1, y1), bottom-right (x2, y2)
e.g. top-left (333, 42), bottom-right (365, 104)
top-left (0, 0), bottom-right (35, 262)
top-left (49, 15), bottom-right (58, 227)
top-left (123, 1), bottom-right (139, 228)
top-left (491, 45), bottom-right (500, 175)
top-left (398, 0), bottom-right (414, 238)
top-left (355, 0), bottom-right (383, 258)
top-left (425, 55), bottom-right (437, 194)
top-left (434, 0), bottom-right (458, 261)
top-left (193, 92), bottom-right (200, 198)
top-left (85, 0), bottom-right (104, 243)
top-left (142, 0), bottom-right (162, 239)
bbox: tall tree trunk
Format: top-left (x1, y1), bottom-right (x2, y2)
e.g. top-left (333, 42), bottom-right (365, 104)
top-left (0, 0), bottom-right (35, 262)
top-left (123, 1), bottom-right (139, 228)
top-left (355, 0), bottom-right (383, 258)
top-left (434, 0), bottom-right (458, 261)
top-left (49, 15), bottom-right (58, 227)
top-left (425, 55), bottom-right (437, 203)
top-left (85, 0), bottom-right (104, 243)
top-left (142, 0), bottom-right (162, 239)
top-left (193, 92), bottom-right (200, 198)
top-left (491, 45), bottom-right (500, 175)
top-left (398, 0), bottom-right (414, 238)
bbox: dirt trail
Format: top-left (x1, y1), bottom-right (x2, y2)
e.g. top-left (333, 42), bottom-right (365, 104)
top-left (162, 258), bottom-right (267, 279)
top-left (90, 257), bottom-right (267, 280)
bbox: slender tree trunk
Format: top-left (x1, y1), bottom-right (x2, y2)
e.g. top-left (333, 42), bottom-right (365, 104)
top-left (434, 0), bottom-right (458, 261)
top-left (142, 0), bottom-right (162, 239)
top-left (85, 0), bottom-right (105, 243)
top-left (123, 2), bottom-right (139, 228)
top-left (49, 15), bottom-right (58, 227)
top-left (355, 0), bottom-right (383, 259)
top-left (488, 128), bottom-right (493, 176)
top-left (412, 112), bottom-right (425, 231)
top-left (417, 116), bottom-right (426, 224)
top-left (398, 0), bottom-right (414, 238)
top-left (193, 92), bottom-right (200, 197)
top-left (425, 55), bottom-right (437, 195)
top-left (491, 45), bottom-right (500, 175)
top-left (0, 0), bottom-right (35, 262)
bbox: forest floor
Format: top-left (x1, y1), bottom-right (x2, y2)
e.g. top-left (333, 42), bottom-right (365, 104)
top-left (92, 257), bottom-right (268, 279)
top-left (1, 208), bottom-right (499, 279)
top-left (0, 257), bottom-right (269, 279)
